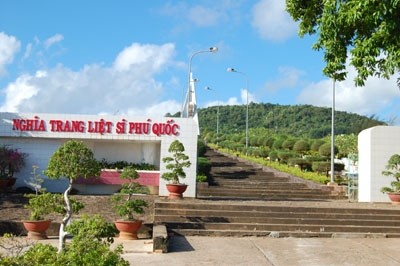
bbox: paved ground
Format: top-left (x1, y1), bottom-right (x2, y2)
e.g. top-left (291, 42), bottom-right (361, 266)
top-left (6, 235), bottom-right (399, 266)
top-left (120, 236), bottom-right (400, 266)
top-left (124, 237), bottom-right (400, 266)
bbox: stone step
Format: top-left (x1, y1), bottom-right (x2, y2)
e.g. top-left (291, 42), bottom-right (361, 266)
top-left (169, 229), bottom-right (400, 238)
top-left (154, 209), bottom-right (400, 222)
top-left (155, 214), bottom-right (400, 227)
top-left (209, 183), bottom-right (308, 189)
top-left (165, 222), bottom-right (400, 234)
top-left (156, 201), bottom-right (400, 214)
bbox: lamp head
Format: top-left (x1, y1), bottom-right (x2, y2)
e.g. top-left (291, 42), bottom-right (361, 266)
top-left (227, 67), bottom-right (236, 72)
top-left (209, 47), bottom-right (218, 52)
top-left (205, 86), bottom-right (212, 91)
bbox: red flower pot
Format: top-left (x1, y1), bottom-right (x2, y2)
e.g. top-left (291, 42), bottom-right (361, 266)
top-left (22, 220), bottom-right (51, 240)
top-left (114, 220), bottom-right (143, 240)
top-left (388, 192), bottom-right (400, 205)
top-left (166, 184), bottom-right (188, 199)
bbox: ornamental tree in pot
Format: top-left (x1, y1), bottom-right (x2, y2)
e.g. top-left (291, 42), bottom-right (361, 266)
top-left (380, 154), bottom-right (400, 204)
top-left (161, 140), bottom-right (191, 199)
top-left (23, 192), bottom-right (84, 240)
top-left (45, 140), bottom-right (101, 253)
top-left (0, 145), bottom-right (27, 189)
top-left (110, 166), bottom-right (148, 240)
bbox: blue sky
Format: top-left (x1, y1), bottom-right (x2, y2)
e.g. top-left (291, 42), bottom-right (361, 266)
top-left (1, 0), bottom-right (399, 124)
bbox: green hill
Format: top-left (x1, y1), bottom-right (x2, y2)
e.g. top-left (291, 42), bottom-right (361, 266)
top-left (198, 103), bottom-right (386, 139)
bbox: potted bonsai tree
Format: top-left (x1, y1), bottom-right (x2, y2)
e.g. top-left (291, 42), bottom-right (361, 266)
top-left (23, 192), bottom-right (84, 240)
top-left (110, 165), bottom-right (148, 240)
top-left (380, 153), bottom-right (400, 204)
top-left (0, 145), bottom-right (27, 190)
top-left (161, 140), bottom-right (191, 199)
top-left (45, 140), bottom-right (100, 253)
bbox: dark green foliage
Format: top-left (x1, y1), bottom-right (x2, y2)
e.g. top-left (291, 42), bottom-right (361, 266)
top-left (288, 158), bottom-right (312, 171)
top-left (197, 139), bottom-right (207, 157)
top-left (272, 138), bottom-right (285, 150)
top-left (312, 161), bottom-right (331, 176)
top-left (66, 214), bottom-right (118, 243)
top-left (311, 139), bottom-right (326, 152)
top-left (318, 143), bottom-right (339, 158)
top-left (1, 216), bottom-right (129, 265)
top-left (98, 159), bottom-right (156, 170)
top-left (277, 151), bottom-right (297, 164)
top-left (293, 140), bottom-right (310, 154)
top-left (161, 140), bottom-right (191, 184)
top-left (269, 151), bottom-right (279, 161)
top-left (196, 175), bottom-right (208, 182)
top-left (198, 103), bottom-right (385, 139)
top-left (110, 166), bottom-right (148, 220)
top-left (286, 0), bottom-right (400, 86)
top-left (24, 192), bottom-right (84, 220)
top-left (197, 157), bottom-right (211, 176)
top-left (264, 137), bottom-right (275, 148)
top-left (381, 154), bottom-right (400, 193)
top-left (282, 139), bottom-right (297, 150)
top-left (312, 161), bottom-right (345, 177)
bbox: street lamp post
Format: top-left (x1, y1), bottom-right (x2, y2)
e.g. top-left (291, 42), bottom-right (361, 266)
top-left (205, 87), bottom-right (220, 145)
top-left (181, 47), bottom-right (218, 117)
top-left (329, 78), bottom-right (336, 185)
top-left (227, 67), bottom-right (249, 154)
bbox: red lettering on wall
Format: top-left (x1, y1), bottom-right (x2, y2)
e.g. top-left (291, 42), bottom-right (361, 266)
top-left (12, 117), bottom-right (46, 131)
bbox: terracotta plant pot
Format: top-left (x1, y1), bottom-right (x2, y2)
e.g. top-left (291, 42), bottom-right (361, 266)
top-left (114, 220), bottom-right (142, 240)
top-left (0, 177), bottom-right (17, 191)
top-left (166, 184), bottom-right (188, 199)
top-left (388, 192), bottom-right (400, 205)
top-left (22, 220), bottom-right (51, 240)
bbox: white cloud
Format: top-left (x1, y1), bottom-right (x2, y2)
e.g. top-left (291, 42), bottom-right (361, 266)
top-left (251, 0), bottom-right (298, 42)
top-left (0, 32), bottom-right (21, 76)
top-left (188, 6), bottom-right (221, 27)
top-left (158, 2), bottom-right (232, 29)
top-left (0, 42), bottom-right (182, 116)
top-left (44, 34), bottom-right (64, 49)
top-left (241, 89), bottom-right (257, 104)
top-left (264, 66), bottom-right (305, 92)
top-left (297, 66), bottom-right (400, 116)
top-left (114, 43), bottom-right (175, 73)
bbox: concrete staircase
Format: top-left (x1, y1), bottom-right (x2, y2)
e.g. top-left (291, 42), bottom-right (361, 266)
top-left (154, 201), bottom-right (400, 237)
top-left (154, 148), bottom-right (400, 238)
top-left (197, 148), bottom-right (344, 201)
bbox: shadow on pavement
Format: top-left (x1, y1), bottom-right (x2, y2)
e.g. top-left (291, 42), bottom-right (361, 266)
top-left (168, 236), bottom-right (195, 253)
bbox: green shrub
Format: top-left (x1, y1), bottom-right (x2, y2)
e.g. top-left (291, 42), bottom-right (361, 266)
top-left (312, 161), bottom-right (344, 176)
top-left (310, 139), bottom-right (326, 151)
top-left (277, 151), bottom-right (297, 164)
top-left (282, 139), bottom-right (296, 150)
top-left (196, 175), bottom-right (208, 182)
top-left (1, 216), bottom-right (129, 265)
top-left (197, 157), bottom-right (211, 176)
top-left (269, 150), bottom-right (279, 161)
top-left (288, 158), bottom-right (312, 171)
top-left (293, 140), bottom-right (310, 154)
top-left (197, 139), bottom-right (208, 157)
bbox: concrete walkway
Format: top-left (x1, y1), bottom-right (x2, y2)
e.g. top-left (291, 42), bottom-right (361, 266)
top-left (121, 236), bottom-right (400, 266)
top-left (2, 234), bottom-right (400, 265)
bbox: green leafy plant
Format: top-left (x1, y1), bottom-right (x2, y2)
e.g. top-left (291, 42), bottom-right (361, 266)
top-left (196, 175), bottom-right (208, 183)
top-left (1, 216), bottom-right (129, 266)
top-left (66, 214), bottom-right (118, 244)
top-left (161, 140), bottom-right (191, 184)
top-left (24, 192), bottom-right (84, 221)
top-left (381, 154), bottom-right (400, 194)
top-left (25, 165), bottom-right (46, 195)
top-left (45, 140), bottom-right (101, 253)
top-left (110, 166), bottom-right (148, 221)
